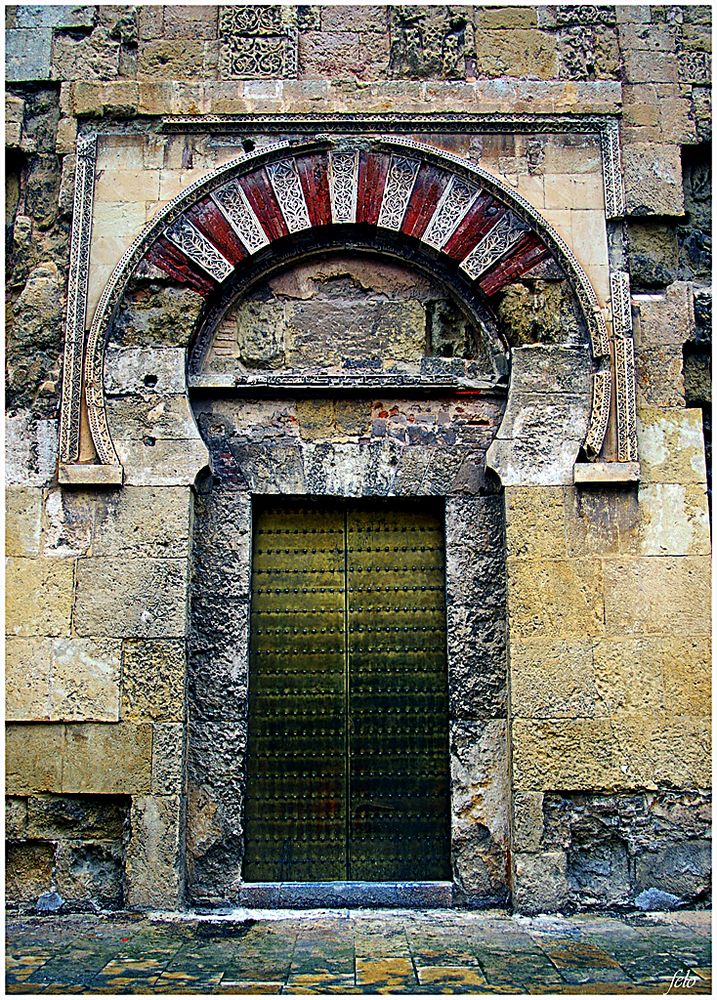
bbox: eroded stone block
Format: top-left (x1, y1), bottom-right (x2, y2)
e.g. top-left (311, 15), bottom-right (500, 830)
top-left (6, 724), bottom-right (64, 795)
top-left (62, 724), bottom-right (152, 794)
top-left (6, 487), bottom-right (42, 556)
top-left (603, 556), bottom-right (710, 637)
top-left (6, 558), bottom-right (75, 638)
top-left (74, 557), bottom-right (189, 639)
top-left (121, 639), bottom-right (186, 722)
top-left (510, 638), bottom-right (596, 719)
top-left (450, 720), bottom-right (510, 902)
top-left (126, 795), bottom-right (182, 908)
top-left (507, 557), bottom-right (605, 639)
top-left (6, 841), bottom-right (55, 901)
top-left (637, 407), bottom-right (708, 484)
top-left (512, 850), bottom-right (569, 914)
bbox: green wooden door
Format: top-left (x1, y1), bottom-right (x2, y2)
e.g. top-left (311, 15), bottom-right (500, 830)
top-left (243, 498), bottom-right (450, 882)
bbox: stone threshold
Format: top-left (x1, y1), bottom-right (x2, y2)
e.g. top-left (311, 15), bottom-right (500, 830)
top-left (234, 881), bottom-right (454, 909)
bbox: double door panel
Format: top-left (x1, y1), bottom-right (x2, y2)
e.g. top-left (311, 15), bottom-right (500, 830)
top-left (244, 499), bottom-right (450, 882)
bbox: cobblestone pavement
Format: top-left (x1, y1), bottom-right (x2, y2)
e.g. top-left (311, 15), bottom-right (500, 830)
top-left (5, 908), bottom-right (711, 995)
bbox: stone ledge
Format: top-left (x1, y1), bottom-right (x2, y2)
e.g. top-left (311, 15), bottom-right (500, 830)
top-left (236, 881), bottom-right (454, 909)
top-left (574, 462), bottom-right (641, 485)
top-left (58, 464), bottom-right (124, 487)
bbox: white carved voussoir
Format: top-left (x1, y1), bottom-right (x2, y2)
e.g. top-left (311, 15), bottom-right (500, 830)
top-left (459, 213), bottom-right (529, 280)
top-left (377, 155), bottom-right (420, 232)
top-left (211, 180), bottom-right (269, 254)
top-left (266, 158), bottom-right (311, 233)
top-left (421, 175), bottom-right (480, 250)
top-left (165, 217), bottom-right (234, 282)
top-left (328, 150), bottom-right (359, 224)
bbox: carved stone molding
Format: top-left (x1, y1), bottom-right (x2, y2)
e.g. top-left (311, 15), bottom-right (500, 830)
top-left (614, 335), bottom-right (639, 463)
top-left (59, 131), bottom-right (97, 465)
top-left (63, 124), bottom-right (632, 479)
top-left (160, 112), bottom-right (627, 225)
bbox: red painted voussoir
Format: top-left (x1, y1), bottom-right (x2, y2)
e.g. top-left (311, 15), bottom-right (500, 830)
top-left (401, 163), bottom-right (451, 240)
top-left (145, 236), bottom-right (215, 296)
top-left (296, 153), bottom-right (332, 227)
top-left (357, 151), bottom-right (390, 226)
top-left (238, 168), bottom-right (289, 242)
top-left (186, 198), bottom-right (248, 265)
top-left (478, 234), bottom-right (551, 296)
top-left (443, 193), bottom-right (506, 261)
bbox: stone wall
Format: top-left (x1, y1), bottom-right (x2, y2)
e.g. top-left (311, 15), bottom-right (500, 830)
top-left (5, 5), bottom-right (711, 913)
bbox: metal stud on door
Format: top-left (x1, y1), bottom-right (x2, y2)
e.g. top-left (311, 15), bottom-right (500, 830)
top-left (244, 499), bottom-right (451, 882)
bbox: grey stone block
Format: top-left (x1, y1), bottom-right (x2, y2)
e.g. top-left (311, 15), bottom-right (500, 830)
top-left (6, 29), bottom-right (52, 82)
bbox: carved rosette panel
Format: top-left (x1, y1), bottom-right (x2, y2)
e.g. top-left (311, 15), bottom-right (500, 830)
top-left (218, 5), bottom-right (297, 79)
top-left (328, 150), bottom-right (359, 224)
top-left (377, 156), bottom-right (421, 231)
top-left (69, 135), bottom-right (621, 471)
top-left (459, 214), bottom-right (529, 280)
top-left (212, 180), bottom-right (269, 253)
top-left (422, 175), bottom-right (480, 250)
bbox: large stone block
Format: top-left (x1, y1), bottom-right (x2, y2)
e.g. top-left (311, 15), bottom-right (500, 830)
top-left (636, 483), bottom-right (710, 556)
top-left (592, 638), bottom-right (667, 718)
top-left (104, 347), bottom-right (186, 397)
top-left (613, 715), bottom-right (711, 789)
top-left (126, 795), bottom-right (182, 908)
top-left (5, 638), bottom-right (51, 720)
top-left (6, 637), bottom-right (120, 722)
top-left (633, 282), bottom-right (694, 348)
top-left (152, 723), bottom-right (184, 795)
top-left (74, 557), bottom-right (189, 639)
top-left (450, 720), bottom-right (510, 902)
top-left (5, 413), bottom-right (58, 488)
top-left (51, 638), bottom-right (122, 722)
top-left (512, 791), bottom-right (544, 853)
top-left (446, 607), bottom-right (506, 719)
top-left (487, 394), bottom-right (587, 487)
top-left (603, 557), bottom-right (710, 637)
top-left (15, 6), bottom-right (96, 29)
top-left (623, 143), bottom-right (684, 216)
top-left (504, 486), bottom-right (567, 559)
top-left (512, 850), bottom-right (570, 914)
top-left (54, 840), bottom-right (124, 908)
top-left (6, 842), bottom-right (55, 901)
top-left (473, 29), bottom-right (557, 79)
top-left (106, 394), bottom-right (202, 443)
top-left (563, 488), bottom-right (639, 557)
top-left (634, 840), bottom-right (711, 902)
top-left (5, 557), bottom-right (75, 638)
top-left (115, 438), bottom-right (210, 487)
top-left (637, 407), bottom-right (708, 484)
top-left (510, 638), bottom-right (596, 719)
top-left (6, 797), bottom-right (29, 840)
top-left (121, 639), bottom-right (186, 722)
top-left (62, 723), bottom-right (152, 794)
top-left (6, 29), bottom-right (53, 82)
top-left (27, 794), bottom-right (127, 841)
top-left (512, 719), bottom-right (619, 792)
top-left (6, 724), bottom-right (64, 794)
top-left (507, 557), bottom-right (604, 639)
top-left (92, 486), bottom-right (191, 557)
top-left (5, 487), bottom-right (42, 556)
top-left (42, 489), bottom-right (95, 558)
